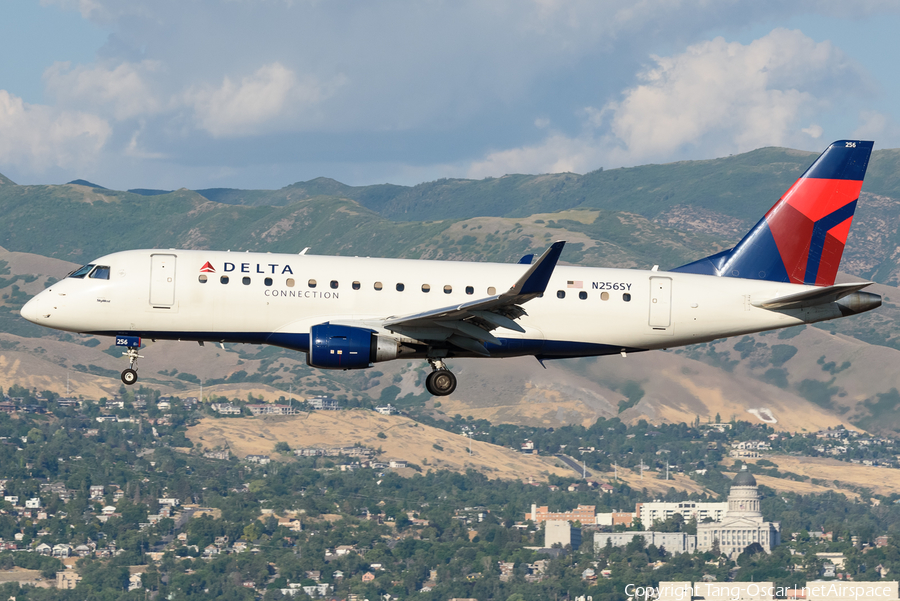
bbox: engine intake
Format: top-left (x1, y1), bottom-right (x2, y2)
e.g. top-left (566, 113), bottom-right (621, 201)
top-left (308, 323), bottom-right (400, 369)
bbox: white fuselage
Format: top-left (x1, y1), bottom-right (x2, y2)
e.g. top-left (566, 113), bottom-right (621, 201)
top-left (21, 249), bottom-right (840, 360)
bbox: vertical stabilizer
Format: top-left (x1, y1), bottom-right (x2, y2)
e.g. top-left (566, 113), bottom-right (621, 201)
top-left (673, 140), bottom-right (873, 285)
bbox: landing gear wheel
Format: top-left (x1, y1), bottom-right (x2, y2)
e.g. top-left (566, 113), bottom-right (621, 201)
top-left (121, 368), bottom-right (138, 385)
top-left (426, 369), bottom-right (457, 396)
top-left (121, 345), bottom-right (143, 386)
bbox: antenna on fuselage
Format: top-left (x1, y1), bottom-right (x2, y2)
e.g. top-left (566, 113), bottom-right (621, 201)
top-left (299, 247), bottom-right (310, 255)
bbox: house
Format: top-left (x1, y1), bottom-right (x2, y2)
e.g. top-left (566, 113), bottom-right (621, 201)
top-left (90, 485), bottom-right (105, 499)
top-left (211, 403), bottom-right (242, 415)
top-left (247, 404), bottom-right (297, 416)
top-left (362, 572), bottom-right (375, 582)
top-left (128, 573), bottom-right (143, 591)
top-left (35, 542), bottom-right (52, 556)
top-left (57, 571), bottom-right (82, 590)
top-left (308, 396), bottom-right (340, 410)
top-left (52, 543), bottom-right (72, 557)
top-left (24, 497), bottom-right (41, 509)
top-left (246, 455), bottom-right (271, 465)
top-left (374, 404), bottom-right (395, 415)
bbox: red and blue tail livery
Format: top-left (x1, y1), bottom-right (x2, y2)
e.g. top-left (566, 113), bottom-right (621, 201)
top-left (674, 140), bottom-right (873, 286)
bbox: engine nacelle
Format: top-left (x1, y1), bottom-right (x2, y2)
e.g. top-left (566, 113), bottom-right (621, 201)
top-left (308, 323), bottom-right (400, 370)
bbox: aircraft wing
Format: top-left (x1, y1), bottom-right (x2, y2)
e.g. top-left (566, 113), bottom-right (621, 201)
top-left (382, 241), bottom-right (565, 356)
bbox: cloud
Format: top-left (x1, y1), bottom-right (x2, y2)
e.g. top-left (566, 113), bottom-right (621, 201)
top-left (0, 90), bottom-right (111, 172)
top-left (184, 63), bottom-right (347, 138)
top-left (601, 28), bottom-right (866, 162)
top-left (44, 60), bottom-right (165, 121)
top-left (467, 28), bottom-right (870, 177)
top-left (467, 133), bottom-right (602, 178)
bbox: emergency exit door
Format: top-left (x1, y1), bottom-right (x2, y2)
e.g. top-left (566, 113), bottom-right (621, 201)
top-left (649, 276), bottom-right (672, 330)
top-left (149, 254), bottom-right (177, 306)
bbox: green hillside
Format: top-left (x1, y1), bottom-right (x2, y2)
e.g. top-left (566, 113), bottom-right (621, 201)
top-left (182, 146), bottom-right (900, 227)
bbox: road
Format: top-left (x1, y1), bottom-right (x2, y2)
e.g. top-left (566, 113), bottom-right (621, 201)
top-left (555, 454), bottom-right (592, 478)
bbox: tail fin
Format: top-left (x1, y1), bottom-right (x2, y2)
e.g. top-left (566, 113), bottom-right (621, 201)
top-left (673, 140), bottom-right (873, 286)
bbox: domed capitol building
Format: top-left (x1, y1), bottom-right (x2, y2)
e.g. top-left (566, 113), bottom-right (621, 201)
top-left (697, 466), bottom-right (781, 557)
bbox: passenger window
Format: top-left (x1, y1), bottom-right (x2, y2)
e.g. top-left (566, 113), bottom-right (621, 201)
top-left (444, 285), bottom-right (452, 294)
top-left (374, 282), bottom-right (383, 291)
top-left (623, 293), bottom-right (632, 302)
top-left (600, 292), bottom-right (609, 301)
top-left (286, 278), bottom-right (295, 287)
top-left (68, 264), bottom-right (95, 279)
top-left (465, 286), bottom-right (474, 295)
top-left (557, 290), bottom-right (565, 299)
top-left (330, 280), bottom-right (339, 289)
top-left (199, 275), bottom-right (208, 284)
top-left (487, 286), bottom-right (496, 295)
top-left (264, 277), bottom-right (273, 286)
top-left (352, 281), bottom-right (361, 290)
top-left (89, 266), bottom-right (110, 280)
top-left (242, 277), bottom-right (251, 285)
top-left (220, 276), bottom-right (229, 284)
top-left (422, 284), bottom-right (431, 293)
top-left (579, 291), bottom-right (587, 300)
top-left (308, 279), bottom-right (317, 288)
top-left (396, 283), bottom-right (405, 292)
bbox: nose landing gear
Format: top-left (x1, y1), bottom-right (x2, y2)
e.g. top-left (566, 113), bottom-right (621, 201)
top-left (425, 359), bottom-right (457, 396)
top-left (121, 346), bottom-right (142, 385)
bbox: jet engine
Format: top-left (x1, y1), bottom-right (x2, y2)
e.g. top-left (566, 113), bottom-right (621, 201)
top-left (307, 323), bottom-right (400, 369)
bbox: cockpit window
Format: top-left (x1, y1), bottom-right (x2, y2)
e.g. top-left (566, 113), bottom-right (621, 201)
top-left (89, 266), bottom-right (110, 280)
top-left (68, 264), bottom-right (95, 279)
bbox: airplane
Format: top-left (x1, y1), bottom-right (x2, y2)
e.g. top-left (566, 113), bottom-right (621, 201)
top-left (20, 140), bottom-right (881, 397)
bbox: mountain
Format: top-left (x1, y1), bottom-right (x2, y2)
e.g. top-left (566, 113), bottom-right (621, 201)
top-left (190, 147), bottom-right (900, 226)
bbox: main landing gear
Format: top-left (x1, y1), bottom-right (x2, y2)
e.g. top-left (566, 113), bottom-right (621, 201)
top-left (425, 359), bottom-right (457, 396)
top-left (121, 346), bottom-right (142, 385)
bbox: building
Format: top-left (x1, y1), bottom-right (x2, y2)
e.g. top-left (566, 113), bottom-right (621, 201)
top-left (544, 520), bottom-right (582, 549)
top-left (247, 404), bottom-right (297, 416)
top-left (211, 403), bottom-right (242, 415)
top-left (638, 500), bottom-right (727, 527)
top-left (308, 396), bottom-right (339, 410)
top-left (57, 571), bottom-right (82, 589)
top-left (595, 530), bottom-right (697, 554)
top-left (596, 511), bottom-right (636, 527)
top-left (696, 466), bottom-right (781, 558)
top-left (374, 404), bottom-right (395, 415)
top-left (527, 504), bottom-right (595, 524)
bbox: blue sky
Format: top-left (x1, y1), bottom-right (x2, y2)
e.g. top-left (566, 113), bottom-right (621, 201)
top-left (1, 1), bottom-right (898, 191)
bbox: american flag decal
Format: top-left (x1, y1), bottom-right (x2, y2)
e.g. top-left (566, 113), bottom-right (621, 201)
top-left (567, 280), bottom-right (582, 289)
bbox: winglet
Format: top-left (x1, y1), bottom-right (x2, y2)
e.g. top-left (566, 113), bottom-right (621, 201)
top-left (517, 254), bottom-right (535, 265)
top-left (507, 241), bottom-right (565, 297)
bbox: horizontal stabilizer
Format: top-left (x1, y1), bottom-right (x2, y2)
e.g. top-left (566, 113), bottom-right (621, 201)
top-left (751, 282), bottom-right (873, 310)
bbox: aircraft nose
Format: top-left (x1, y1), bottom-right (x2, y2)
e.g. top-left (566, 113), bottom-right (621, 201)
top-left (20, 295), bottom-right (46, 324)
